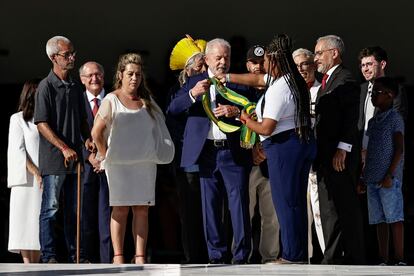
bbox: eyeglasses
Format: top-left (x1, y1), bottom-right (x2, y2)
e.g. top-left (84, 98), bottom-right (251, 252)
top-left (314, 48), bottom-right (335, 57)
top-left (55, 51), bottom-right (77, 59)
top-left (81, 73), bottom-right (103, 79)
top-left (360, 61), bottom-right (378, 69)
top-left (296, 61), bottom-right (313, 70)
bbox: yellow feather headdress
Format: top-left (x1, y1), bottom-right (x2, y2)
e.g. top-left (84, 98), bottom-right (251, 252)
top-left (169, 35), bottom-right (206, 71)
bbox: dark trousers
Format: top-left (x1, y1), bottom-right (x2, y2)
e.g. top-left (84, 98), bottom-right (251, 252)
top-left (176, 170), bottom-right (208, 263)
top-left (198, 144), bottom-right (251, 262)
top-left (262, 131), bottom-right (316, 262)
top-left (81, 167), bottom-right (111, 263)
top-left (317, 165), bottom-right (366, 264)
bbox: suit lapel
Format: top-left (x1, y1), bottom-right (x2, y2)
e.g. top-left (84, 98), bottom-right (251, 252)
top-left (316, 65), bottom-right (342, 102)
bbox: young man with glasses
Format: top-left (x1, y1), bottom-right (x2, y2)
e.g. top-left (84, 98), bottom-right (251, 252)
top-left (358, 46), bottom-right (408, 158)
top-left (34, 35), bottom-right (94, 263)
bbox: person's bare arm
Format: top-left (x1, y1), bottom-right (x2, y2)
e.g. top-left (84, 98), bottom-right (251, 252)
top-left (37, 122), bottom-right (78, 161)
top-left (91, 115), bottom-right (108, 161)
top-left (26, 154), bottom-right (42, 189)
top-left (240, 110), bottom-right (277, 136)
top-left (224, 73), bottom-right (266, 87)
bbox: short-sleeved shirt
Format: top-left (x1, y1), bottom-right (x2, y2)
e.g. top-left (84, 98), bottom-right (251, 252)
top-left (256, 74), bottom-right (297, 141)
top-left (34, 70), bottom-right (87, 175)
top-left (364, 108), bottom-right (404, 183)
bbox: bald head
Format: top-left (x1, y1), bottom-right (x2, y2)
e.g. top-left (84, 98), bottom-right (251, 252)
top-left (79, 61), bottom-right (105, 95)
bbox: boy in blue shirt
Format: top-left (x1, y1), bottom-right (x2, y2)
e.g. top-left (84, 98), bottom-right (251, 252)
top-left (363, 76), bottom-right (405, 265)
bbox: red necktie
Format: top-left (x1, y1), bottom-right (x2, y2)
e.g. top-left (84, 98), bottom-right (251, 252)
top-left (92, 98), bottom-right (100, 117)
top-left (307, 80), bottom-right (315, 89)
top-left (321, 74), bottom-right (329, 90)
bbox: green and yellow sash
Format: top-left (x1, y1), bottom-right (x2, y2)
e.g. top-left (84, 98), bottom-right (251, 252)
top-left (201, 77), bottom-right (258, 149)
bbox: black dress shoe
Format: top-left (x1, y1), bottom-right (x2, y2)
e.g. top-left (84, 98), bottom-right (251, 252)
top-left (232, 259), bottom-right (247, 265)
top-left (209, 259), bottom-right (225, 264)
top-left (46, 258), bottom-right (58, 263)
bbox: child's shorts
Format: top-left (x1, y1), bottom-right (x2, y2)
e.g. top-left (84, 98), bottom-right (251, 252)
top-left (367, 178), bottom-right (404, 225)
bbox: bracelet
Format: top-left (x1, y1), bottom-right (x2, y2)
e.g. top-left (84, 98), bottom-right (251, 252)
top-left (95, 153), bottom-right (105, 162)
top-left (225, 73), bottom-right (230, 83)
top-left (61, 145), bottom-right (68, 152)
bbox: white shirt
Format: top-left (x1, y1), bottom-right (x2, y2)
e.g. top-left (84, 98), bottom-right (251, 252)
top-left (256, 74), bottom-right (296, 141)
top-left (310, 79), bottom-right (321, 128)
top-left (206, 69), bottom-right (227, 140)
top-left (86, 89), bottom-right (105, 110)
top-left (362, 82), bottom-right (375, 149)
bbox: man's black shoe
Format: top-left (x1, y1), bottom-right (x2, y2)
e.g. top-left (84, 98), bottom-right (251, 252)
top-left (232, 259), bottom-right (247, 265)
top-left (209, 259), bottom-right (225, 264)
top-left (46, 258), bottom-right (58, 264)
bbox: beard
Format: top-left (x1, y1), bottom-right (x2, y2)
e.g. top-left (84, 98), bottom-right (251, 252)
top-left (317, 63), bottom-right (329, 74)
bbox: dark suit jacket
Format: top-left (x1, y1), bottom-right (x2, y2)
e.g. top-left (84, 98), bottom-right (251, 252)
top-left (82, 91), bottom-right (106, 167)
top-left (314, 65), bottom-right (360, 170)
top-left (167, 72), bottom-right (253, 168)
top-left (358, 81), bottom-right (408, 132)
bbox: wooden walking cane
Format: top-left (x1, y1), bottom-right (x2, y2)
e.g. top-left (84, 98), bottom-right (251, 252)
top-left (76, 161), bottom-right (81, 264)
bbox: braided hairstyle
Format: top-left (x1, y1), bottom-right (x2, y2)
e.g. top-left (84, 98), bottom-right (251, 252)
top-left (265, 34), bottom-right (311, 142)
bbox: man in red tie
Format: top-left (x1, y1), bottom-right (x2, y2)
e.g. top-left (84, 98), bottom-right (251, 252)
top-left (312, 35), bottom-right (365, 265)
top-left (79, 61), bottom-right (111, 263)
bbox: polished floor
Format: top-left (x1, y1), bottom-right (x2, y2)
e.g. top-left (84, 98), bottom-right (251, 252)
top-left (0, 264), bottom-right (414, 276)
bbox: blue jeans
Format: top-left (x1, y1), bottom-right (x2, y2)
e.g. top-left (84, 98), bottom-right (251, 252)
top-left (39, 174), bottom-right (78, 263)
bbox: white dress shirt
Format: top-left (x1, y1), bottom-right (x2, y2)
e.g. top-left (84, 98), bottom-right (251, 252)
top-left (362, 82), bottom-right (375, 149)
top-left (86, 89), bottom-right (105, 110)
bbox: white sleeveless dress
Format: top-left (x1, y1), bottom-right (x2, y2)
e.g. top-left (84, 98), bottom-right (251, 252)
top-left (97, 93), bottom-right (174, 206)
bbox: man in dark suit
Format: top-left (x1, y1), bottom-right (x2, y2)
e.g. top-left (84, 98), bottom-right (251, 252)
top-left (167, 38), bottom-right (252, 264)
top-left (79, 61), bottom-right (111, 263)
top-left (313, 35), bottom-right (366, 264)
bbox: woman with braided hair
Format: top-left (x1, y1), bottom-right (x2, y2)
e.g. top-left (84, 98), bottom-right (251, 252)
top-left (223, 34), bottom-right (316, 263)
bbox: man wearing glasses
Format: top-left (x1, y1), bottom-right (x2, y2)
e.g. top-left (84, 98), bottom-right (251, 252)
top-left (79, 61), bottom-right (111, 263)
top-left (34, 36), bottom-right (93, 263)
top-left (292, 48), bottom-right (325, 260)
top-left (358, 46), bottom-right (408, 158)
top-left (313, 35), bottom-right (365, 265)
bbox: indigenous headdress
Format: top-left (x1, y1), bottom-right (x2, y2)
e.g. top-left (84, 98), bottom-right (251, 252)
top-left (169, 34), bottom-right (206, 70)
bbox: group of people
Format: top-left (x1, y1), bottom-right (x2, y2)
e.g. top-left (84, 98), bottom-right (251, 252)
top-left (6, 33), bottom-right (407, 266)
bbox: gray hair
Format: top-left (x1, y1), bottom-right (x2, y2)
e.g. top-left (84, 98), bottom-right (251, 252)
top-left (292, 48), bottom-right (314, 60)
top-left (46, 35), bottom-right (71, 60)
top-left (79, 61), bottom-right (105, 76)
top-left (179, 52), bottom-right (204, 86)
top-left (205, 38), bottom-right (231, 55)
top-left (317, 35), bottom-right (345, 56)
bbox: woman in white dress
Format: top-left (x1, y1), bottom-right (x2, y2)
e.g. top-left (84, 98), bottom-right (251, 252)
top-left (92, 53), bottom-right (174, 264)
top-left (7, 79), bottom-right (42, 263)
